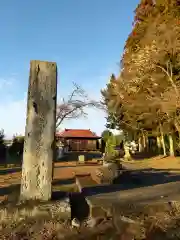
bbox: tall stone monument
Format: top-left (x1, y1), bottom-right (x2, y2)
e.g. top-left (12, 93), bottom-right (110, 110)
top-left (20, 60), bottom-right (57, 201)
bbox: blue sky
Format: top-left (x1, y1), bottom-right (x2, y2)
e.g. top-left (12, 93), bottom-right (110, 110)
top-left (0, 0), bottom-right (139, 138)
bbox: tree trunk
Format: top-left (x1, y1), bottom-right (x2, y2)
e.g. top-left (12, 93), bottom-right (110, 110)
top-left (174, 120), bottom-right (180, 139)
top-left (168, 134), bottom-right (174, 157)
top-left (161, 136), bottom-right (166, 156)
top-left (174, 121), bottom-right (180, 152)
top-left (174, 121), bottom-right (180, 132)
top-left (146, 135), bottom-right (149, 152)
top-left (132, 131), bottom-right (136, 141)
top-left (138, 136), bottom-right (143, 152)
top-left (159, 124), bottom-right (166, 156)
top-left (142, 132), bottom-right (146, 151)
top-left (20, 60), bottom-right (57, 201)
top-left (156, 136), bottom-right (161, 154)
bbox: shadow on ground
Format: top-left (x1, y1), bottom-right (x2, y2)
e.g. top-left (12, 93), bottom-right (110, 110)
top-left (2, 167), bottom-right (180, 210)
top-left (131, 151), bottom-right (160, 160)
top-left (49, 168), bottom-right (180, 200)
top-left (55, 151), bottom-right (102, 163)
top-left (0, 180), bottom-right (89, 220)
top-left (0, 167), bottom-right (21, 175)
top-left (0, 179), bottom-right (76, 203)
top-left (81, 168), bottom-right (180, 197)
top-left (0, 184), bottom-right (21, 201)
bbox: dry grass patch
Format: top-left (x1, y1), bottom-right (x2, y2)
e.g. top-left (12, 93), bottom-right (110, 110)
top-left (0, 200), bottom-right (180, 239)
top-left (0, 199), bottom-right (72, 239)
top-left (122, 156), bottom-right (180, 171)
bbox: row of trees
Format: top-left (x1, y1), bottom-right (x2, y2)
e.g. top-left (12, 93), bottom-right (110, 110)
top-left (102, 0), bottom-right (180, 157)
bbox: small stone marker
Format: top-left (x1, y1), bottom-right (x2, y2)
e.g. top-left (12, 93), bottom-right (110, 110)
top-left (95, 162), bottom-right (119, 184)
top-left (78, 155), bottom-right (85, 164)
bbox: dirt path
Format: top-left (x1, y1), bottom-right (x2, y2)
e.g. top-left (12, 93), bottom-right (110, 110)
top-left (53, 161), bottom-right (100, 180)
top-left (0, 161), bottom-right (100, 202)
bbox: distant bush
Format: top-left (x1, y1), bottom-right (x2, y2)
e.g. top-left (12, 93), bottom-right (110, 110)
top-left (104, 135), bottom-right (119, 162)
top-left (101, 129), bottom-right (112, 142)
top-left (0, 129), bottom-right (6, 162)
top-left (8, 136), bottom-right (24, 161)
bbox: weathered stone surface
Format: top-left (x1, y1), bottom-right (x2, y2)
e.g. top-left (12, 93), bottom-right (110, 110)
top-left (78, 155), bottom-right (85, 164)
top-left (84, 216), bottom-right (106, 228)
top-left (71, 218), bottom-right (80, 228)
top-left (76, 175), bottom-right (97, 191)
top-left (20, 60), bottom-right (57, 201)
top-left (95, 162), bottom-right (120, 184)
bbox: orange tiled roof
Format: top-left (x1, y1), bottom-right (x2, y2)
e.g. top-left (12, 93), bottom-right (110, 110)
top-left (56, 129), bottom-right (100, 138)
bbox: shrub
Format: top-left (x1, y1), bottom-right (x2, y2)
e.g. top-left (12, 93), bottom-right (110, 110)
top-left (0, 130), bottom-right (6, 163)
top-left (104, 135), bottom-right (119, 162)
top-left (8, 136), bottom-right (24, 161)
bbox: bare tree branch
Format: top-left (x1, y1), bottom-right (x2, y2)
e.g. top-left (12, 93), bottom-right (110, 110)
top-left (155, 62), bottom-right (179, 96)
top-left (56, 82), bottom-right (103, 128)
